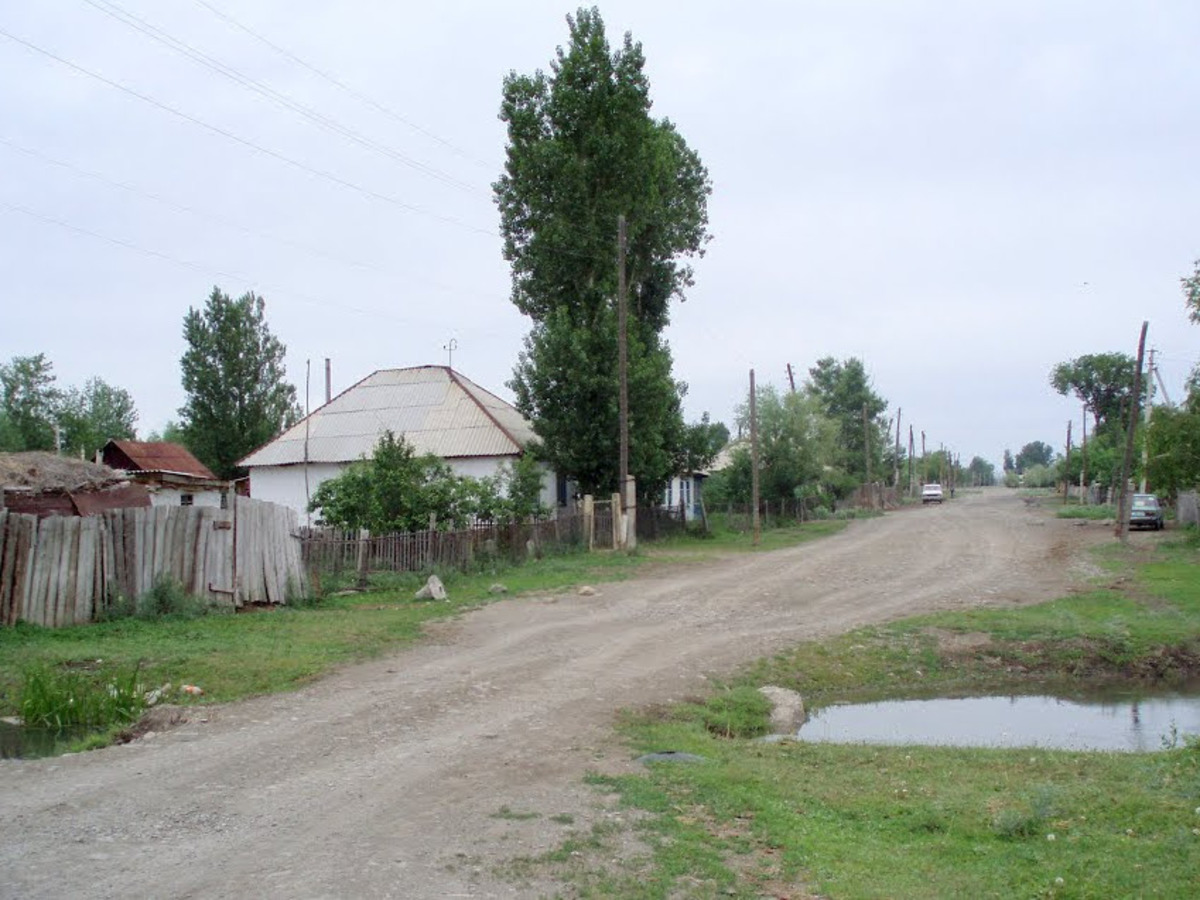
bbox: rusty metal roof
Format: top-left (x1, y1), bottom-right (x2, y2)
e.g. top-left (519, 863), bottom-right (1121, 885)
top-left (105, 441), bottom-right (216, 479)
top-left (238, 366), bottom-right (537, 468)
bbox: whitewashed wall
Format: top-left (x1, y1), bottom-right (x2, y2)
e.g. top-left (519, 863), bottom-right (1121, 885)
top-left (148, 486), bottom-right (226, 509)
top-left (248, 458), bottom-right (558, 520)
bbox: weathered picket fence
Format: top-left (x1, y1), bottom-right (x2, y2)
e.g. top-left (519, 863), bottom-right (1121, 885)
top-left (301, 511), bottom-right (587, 576)
top-left (0, 497), bottom-right (306, 627)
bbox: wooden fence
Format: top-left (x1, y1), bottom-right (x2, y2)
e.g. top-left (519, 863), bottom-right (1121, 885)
top-left (301, 512), bottom-right (587, 576)
top-left (0, 497), bottom-right (307, 628)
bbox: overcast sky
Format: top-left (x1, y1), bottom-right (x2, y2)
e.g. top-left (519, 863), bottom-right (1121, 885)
top-left (2, 0), bottom-right (1198, 471)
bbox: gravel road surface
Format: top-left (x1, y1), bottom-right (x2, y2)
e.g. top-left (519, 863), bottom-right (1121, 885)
top-left (0, 489), bottom-right (1109, 899)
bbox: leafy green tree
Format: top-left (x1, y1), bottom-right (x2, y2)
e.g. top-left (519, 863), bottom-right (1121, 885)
top-left (1050, 353), bottom-right (1137, 436)
top-left (178, 287), bottom-right (300, 479)
top-left (725, 385), bottom-right (838, 505)
top-left (966, 456), bottom-right (996, 486)
top-left (805, 357), bottom-right (888, 483)
top-left (144, 420), bottom-right (185, 444)
top-left (1015, 441), bottom-right (1055, 473)
top-left (494, 7), bottom-right (711, 499)
top-left (1182, 258), bottom-right (1200, 325)
top-left (0, 353), bottom-right (60, 451)
top-left (1146, 406), bottom-right (1200, 497)
top-left (680, 413), bottom-right (730, 473)
top-left (1021, 463), bottom-right (1057, 489)
top-left (309, 432), bottom-right (545, 532)
top-left (57, 377), bottom-right (138, 457)
top-left (1002, 449), bottom-right (1015, 473)
top-left (473, 453), bottom-right (550, 524)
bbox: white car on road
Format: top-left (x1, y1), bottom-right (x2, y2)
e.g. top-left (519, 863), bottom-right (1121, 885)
top-left (921, 483), bottom-right (944, 504)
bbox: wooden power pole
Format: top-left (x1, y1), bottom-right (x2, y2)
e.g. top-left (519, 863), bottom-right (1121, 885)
top-left (750, 368), bottom-right (760, 545)
top-left (1115, 321), bottom-right (1149, 543)
top-left (893, 408), bottom-right (901, 488)
top-left (616, 214), bottom-right (633, 548)
top-left (863, 403), bottom-right (871, 486)
top-left (1063, 420), bottom-right (1072, 503)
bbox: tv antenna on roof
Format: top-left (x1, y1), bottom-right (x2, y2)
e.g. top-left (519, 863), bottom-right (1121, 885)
top-left (443, 338), bottom-right (458, 370)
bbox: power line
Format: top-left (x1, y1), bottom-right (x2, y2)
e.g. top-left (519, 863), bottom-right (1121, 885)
top-left (0, 135), bottom-right (379, 278)
top-left (0, 24), bottom-right (496, 237)
top-left (191, 0), bottom-right (492, 170)
top-left (79, 0), bottom-right (482, 195)
top-left (1, 200), bottom-right (487, 331)
top-left (0, 133), bottom-right (501, 302)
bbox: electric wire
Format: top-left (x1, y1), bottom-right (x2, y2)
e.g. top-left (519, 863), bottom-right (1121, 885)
top-left (0, 25), bottom-right (495, 237)
top-left (80, 0), bottom-right (481, 194)
top-left (191, 0), bottom-right (491, 170)
top-left (0, 134), bottom-right (390, 281)
top-left (0, 200), bottom-right (507, 332)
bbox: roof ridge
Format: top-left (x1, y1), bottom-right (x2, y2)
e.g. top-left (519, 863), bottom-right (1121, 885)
top-left (446, 369), bottom-right (524, 454)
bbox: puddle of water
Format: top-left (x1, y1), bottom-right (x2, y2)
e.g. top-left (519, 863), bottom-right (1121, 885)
top-left (0, 721), bottom-right (94, 760)
top-left (796, 694), bottom-right (1200, 752)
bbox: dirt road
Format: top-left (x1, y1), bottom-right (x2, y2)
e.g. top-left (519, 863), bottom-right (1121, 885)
top-left (0, 490), bottom-right (1109, 899)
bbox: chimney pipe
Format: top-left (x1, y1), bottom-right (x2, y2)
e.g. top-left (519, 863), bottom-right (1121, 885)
top-left (324, 358), bottom-right (331, 405)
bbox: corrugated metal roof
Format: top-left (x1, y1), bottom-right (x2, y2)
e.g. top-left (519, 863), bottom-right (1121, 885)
top-left (239, 366), bottom-right (536, 468)
top-left (107, 441), bottom-right (216, 479)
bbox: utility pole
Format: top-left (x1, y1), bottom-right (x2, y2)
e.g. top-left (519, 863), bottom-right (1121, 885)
top-left (1115, 321), bottom-right (1148, 543)
top-left (863, 403), bottom-right (871, 487)
top-left (893, 408), bottom-right (901, 488)
top-left (786, 363), bottom-right (796, 394)
top-left (616, 214), bottom-right (633, 548)
top-left (750, 368), bottom-right (760, 545)
top-left (908, 425), bottom-right (915, 496)
top-left (1063, 419), bottom-right (1072, 503)
top-left (1080, 404), bottom-right (1088, 504)
top-left (1139, 348), bottom-right (1156, 493)
top-left (921, 431), bottom-right (927, 485)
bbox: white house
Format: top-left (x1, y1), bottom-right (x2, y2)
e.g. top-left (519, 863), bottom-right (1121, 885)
top-left (238, 366), bottom-right (558, 519)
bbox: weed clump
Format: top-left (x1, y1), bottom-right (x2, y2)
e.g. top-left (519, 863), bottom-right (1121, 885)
top-left (100, 575), bottom-right (223, 621)
top-left (699, 686), bottom-right (771, 738)
top-left (19, 662), bottom-right (145, 730)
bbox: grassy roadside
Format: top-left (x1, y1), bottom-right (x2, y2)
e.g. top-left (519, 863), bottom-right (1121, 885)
top-left (0, 518), bottom-right (848, 751)
top-left (517, 530), bottom-right (1200, 899)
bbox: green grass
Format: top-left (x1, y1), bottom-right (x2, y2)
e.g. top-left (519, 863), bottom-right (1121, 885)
top-left (525, 534), bottom-right (1200, 898)
top-left (0, 519), bottom-right (847, 732)
top-left (1056, 503), bottom-right (1117, 520)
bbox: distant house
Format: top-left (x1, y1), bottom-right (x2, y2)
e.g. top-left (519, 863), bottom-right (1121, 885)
top-left (238, 365), bottom-right (558, 518)
top-left (663, 471), bottom-right (706, 522)
top-left (100, 440), bottom-right (230, 509)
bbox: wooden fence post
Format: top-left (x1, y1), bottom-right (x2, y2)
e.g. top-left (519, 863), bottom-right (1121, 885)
top-left (583, 494), bottom-right (594, 550)
top-left (355, 528), bottom-right (370, 590)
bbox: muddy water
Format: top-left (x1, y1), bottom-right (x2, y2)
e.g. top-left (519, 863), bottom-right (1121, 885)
top-left (796, 693), bottom-right (1200, 752)
top-left (0, 721), bottom-right (93, 759)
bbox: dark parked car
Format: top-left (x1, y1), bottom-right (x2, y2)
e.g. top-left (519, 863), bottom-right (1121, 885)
top-left (1129, 494), bottom-right (1164, 531)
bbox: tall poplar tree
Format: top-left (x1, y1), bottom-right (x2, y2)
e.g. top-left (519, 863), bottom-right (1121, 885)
top-left (494, 7), bottom-right (711, 496)
top-left (178, 287), bottom-right (299, 479)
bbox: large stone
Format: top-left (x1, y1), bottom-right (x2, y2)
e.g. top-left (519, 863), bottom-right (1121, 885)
top-left (758, 685), bottom-right (806, 733)
top-left (414, 575), bottom-right (448, 601)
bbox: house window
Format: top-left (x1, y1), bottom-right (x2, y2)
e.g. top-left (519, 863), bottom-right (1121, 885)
top-left (180, 494), bottom-right (194, 507)
top-left (682, 478), bottom-right (692, 511)
top-left (219, 491), bottom-right (228, 510)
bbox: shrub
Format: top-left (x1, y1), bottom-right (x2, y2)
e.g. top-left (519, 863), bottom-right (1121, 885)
top-left (100, 575), bottom-right (220, 621)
